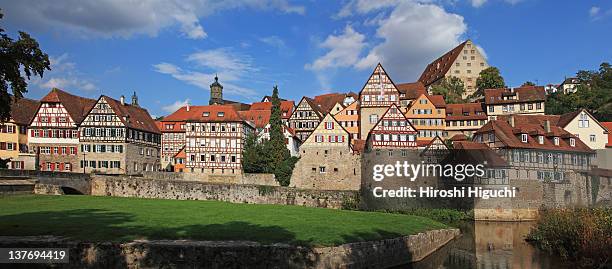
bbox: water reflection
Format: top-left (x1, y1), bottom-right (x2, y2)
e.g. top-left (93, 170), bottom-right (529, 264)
top-left (396, 221), bottom-right (569, 269)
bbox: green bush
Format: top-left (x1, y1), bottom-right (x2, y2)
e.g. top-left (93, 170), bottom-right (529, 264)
top-left (527, 208), bottom-right (612, 268)
top-left (375, 208), bottom-right (470, 226)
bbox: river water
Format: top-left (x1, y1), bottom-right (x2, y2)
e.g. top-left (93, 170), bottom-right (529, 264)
top-left (397, 221), bottom-right (569, 269)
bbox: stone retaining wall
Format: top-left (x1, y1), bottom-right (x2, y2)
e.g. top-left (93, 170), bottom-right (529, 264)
top-left (0, 229), bottom-right (459, 268)
top-left (91, 176), bottom-right (358, 209)
top-left (141, 171), bottom-right (279, 186)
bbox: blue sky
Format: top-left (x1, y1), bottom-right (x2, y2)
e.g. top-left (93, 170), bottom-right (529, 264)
top-left (2, 0), bottom-right (611, 117)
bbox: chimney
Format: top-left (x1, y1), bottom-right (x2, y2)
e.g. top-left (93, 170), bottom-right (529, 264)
top-left (186, 102), bottom-right (190, 112)
top-left (509, 115), bottom-right (515, 127)
top-left (544, 120), bottom-right (550, 133)
top-left (120, 95), bottom-right (125, 105)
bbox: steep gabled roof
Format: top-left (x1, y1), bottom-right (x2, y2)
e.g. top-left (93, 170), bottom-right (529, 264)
top-left (313, 93), bottom-right (348, 114)
top-left (248, 100), bottom-right (295, 119)
top-left (10, 97), bottom-right (40, 125)
top-left (453, 141), bottom-right (508, 167)
top-left (40, 88), bottom-right (97, 124)
top-left (418, 41), bottom-right (468, 86)
top-left (428, 95), bottom-right (447, 109)
top-left (101, 96), bottom-right (160, 134)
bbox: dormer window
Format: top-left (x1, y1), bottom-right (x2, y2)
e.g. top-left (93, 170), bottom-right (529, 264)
top-left (570, 138), bottom-right (575, 147)
top-left (202, 112), bottom-right (210, 117)
top-left (538, 136), bottom-right (544, 144)
top-left (217, 112), bottom-right (224, 117)
top-left (553, 137), bottom-right (559, 146)
top-left (521, 134), bottom-right (528, 143)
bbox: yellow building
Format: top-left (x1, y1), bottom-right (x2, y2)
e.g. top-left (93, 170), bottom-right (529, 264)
top-left (0, 97), bottom-right (39, 170)
top-left (404, 94), bottom-right (447, 141)
top-left (484, 86), bottom-right (546, 120)
top-left (418, 40), bottom-right (489, 98)
top-left (333, 101), bottom-right (360, 140)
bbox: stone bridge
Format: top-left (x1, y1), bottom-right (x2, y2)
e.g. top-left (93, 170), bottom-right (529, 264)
top-left (0, 170), bottom-right (91, 195)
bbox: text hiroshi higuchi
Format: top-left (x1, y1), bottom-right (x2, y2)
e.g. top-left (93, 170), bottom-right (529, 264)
top-left (372, 186), bottom-right (517, 199)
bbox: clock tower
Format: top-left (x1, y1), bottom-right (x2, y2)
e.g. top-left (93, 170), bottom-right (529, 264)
top-left (209, 75), bottom-right (224, 105)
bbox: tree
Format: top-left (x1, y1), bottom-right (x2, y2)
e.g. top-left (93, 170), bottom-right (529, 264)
top-left (472, 67), bottom-right (505, 98)
top-left (264, 86), bottom-right (294, 186)
top-left (545, 62), bottom-right (612, 121)
top-left (522, 81), bottom-right (536, 86)
top-left (431, 76), bottom-right (465, 104)
top-left (0, 9), bottom-right (51, 122)
top-left (242, 132), bottom-right (267, 173)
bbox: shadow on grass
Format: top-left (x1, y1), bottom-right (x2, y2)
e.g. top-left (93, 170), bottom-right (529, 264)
top-left (0, 209), bottom-right (304, 245)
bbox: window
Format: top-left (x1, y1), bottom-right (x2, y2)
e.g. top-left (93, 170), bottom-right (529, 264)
top-left (369, 114), bottom-right (378, 124)
top-left (570, 138), bottom-right (576, 147)
top-left (325, 121), bottom-right (334, 130)
top-left (319, 166), bottom-right (326, 173)
top-left (538, 136), bottom-right (544, 144)
top-left (489, 106), bottom-right (494, 112)
top-left (521, 134), bottom-right (528, 143)
top-left (590, 135), bottom-right (596, 142)
top-left (554, 137), bottom-right (559, 145)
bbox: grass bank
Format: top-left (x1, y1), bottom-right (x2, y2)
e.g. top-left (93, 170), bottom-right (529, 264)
top-left (526, 208), bottom-right (612, 268)
top-left (0, 195), bottom-right (448, 247)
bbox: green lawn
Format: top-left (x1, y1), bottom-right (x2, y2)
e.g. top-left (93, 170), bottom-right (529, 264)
top-left (0, 195), bottom-right (447, 246)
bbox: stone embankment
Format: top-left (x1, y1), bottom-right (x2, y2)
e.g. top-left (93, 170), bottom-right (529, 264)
top-left (0, 228), bottom-right (459, 268)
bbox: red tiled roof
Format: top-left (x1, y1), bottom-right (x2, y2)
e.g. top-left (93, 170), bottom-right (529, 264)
top-left (396, 82), bottom-right (427, 100)
top-left (418, 41), bottom-right (468, 86)
top-left (453, 141), bottom-right (508, 167)
top-left (450, 133), bottom-right (468, 141)
top-left (475, 120), bottom-right (593, 153)
top-left (173, 146), bottom-right (186, 159)
top-left (602, 122), bottom-right (612, 147)
top-left (10, 97), bottom-right (40, 125)
top-left (313, 93), bottom-right (348, 114)
top-left (428, 95), bottom-right (447, 108)
top-left (484, 86), bottom-right (546, 105)
top-left (238, 110), bottom-right (270, 129)
top-left (102, 96), bottom-right (160, 134)
top-left (248, 100), bottom-right (295, 119)
top-left (557, 110), bottom-right (581, 127)
top-left (445, 102), bottom-right (487, 121)
top-left (161, 105), bottom-right (246, 123)
top-left (40, 88), bottom-right (96, 124)
top-left (303, 97), bottom-right (325, 117)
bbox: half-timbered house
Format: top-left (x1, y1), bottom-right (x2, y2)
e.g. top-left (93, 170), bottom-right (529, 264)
top-left (334, 100), bottom-right (360, 140)
top-left (0, 97), bottom-right (39, 170)
top-left (79, 94), bottom-right (161, 174)
top-left (184, 105), bottom-right (255, 174)
top-left (366, 103), bottom-right (418, 150)
top-left (288, 97), bottom-right (324, 141)
top-left (29, 88), bottom-right (96, 172)
top-left (159, 105), bottom-right (190, 170)
top-left (359, 63), bottom-right (401, 140)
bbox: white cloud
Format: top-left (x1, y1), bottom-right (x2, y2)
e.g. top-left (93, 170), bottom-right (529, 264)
top-left (31, 53), bottom-right (97, 92)
top-left (3, 0), bottom-right (305, 39)
top-left (470, 0), bottom-right (487, 8)
top-left (476, 45), bottom-right (488, 60)
top-left (162, 98), bottom-right (190, 113)
top-left (312, 1), bottom-right (467, 82)
top-left (590, 6), bottom-right (601, 17)
top-left (154, 48), bottom-right (259, 97)
top-left (305, 25), bottom-right (366, 71)
top-left (259, 36), bottom-right (294, 56)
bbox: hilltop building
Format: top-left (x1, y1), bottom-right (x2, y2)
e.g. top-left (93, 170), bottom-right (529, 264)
top-left (418, 40), bottom-right (489, 98)
top-left (484, 86), bottom-right (546, 120)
